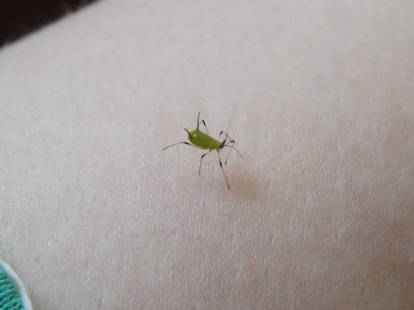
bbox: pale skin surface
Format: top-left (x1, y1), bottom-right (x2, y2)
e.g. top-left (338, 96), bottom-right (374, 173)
top-left (0, 1), bottom-right (413, 309)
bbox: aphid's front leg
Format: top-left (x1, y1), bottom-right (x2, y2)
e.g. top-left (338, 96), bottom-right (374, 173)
top-left (217, 150), bottom-right (230, 190)
top-left (196, 112), bottom-right (209, 134)
top-left (200, 120), bottom-right (209, 134)
top-left (199, 149), bottom-right (213, 175)
top-left (163, 141), bottom-right (196, 151)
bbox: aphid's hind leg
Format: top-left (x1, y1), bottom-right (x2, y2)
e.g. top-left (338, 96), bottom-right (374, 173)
top-left (219, 130), bottom-right (235, 145)
top-left (199, 149), bottom-right (213, 175)
top-left (163, 141), bottom-right (196, 151)
top-left (224, 139), bottom-right (235, 165)
top-left (217, 150), bottom-right (230, 190)
top-left (224, 144), bottom-right (246, 163)
top-left (219, 130), bottom-right (234, 139)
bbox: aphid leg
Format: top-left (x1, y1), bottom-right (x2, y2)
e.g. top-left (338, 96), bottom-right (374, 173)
top-left (222, 131), bottom-right (234, 138)
top-left (217, 150), bottom-right (230, 190)
top-left (224, 144), bottom-right (246, 163)
top-left (196, 112), bottom-right (209, 134)
top-left (224, 139), bottom-right (236, 165)
top-left (219, 130), bottom-right (234, 145)
top-left (196, 112), bottom-right (200, 129)
top-left (200, 120), bottom-right (209, 134)
top-left (163, 141), bottom-right (196, 151)
top-left (219, 131), bottom-right (233, 139)
top-left (199, 149), bottom-right (213, 175)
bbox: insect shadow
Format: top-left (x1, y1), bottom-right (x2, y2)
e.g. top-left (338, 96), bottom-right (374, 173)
top-left (228, 166), bottom-right (264, 202)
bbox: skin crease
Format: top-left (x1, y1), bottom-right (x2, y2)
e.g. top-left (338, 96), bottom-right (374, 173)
top-left (0, 1), bottom-right (414, 310)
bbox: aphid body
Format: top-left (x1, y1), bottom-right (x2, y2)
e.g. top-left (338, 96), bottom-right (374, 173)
top-left (187, 129), bottom-right (221, 150)
top-left (163, 112), bottom-right (243, 190)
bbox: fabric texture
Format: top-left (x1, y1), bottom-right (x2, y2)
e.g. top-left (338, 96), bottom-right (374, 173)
top-left (0, 260), bottom-right (32, 310)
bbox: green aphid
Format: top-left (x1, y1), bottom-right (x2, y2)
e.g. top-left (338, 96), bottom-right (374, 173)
top-left (163, 112), bottom-right (244, 190)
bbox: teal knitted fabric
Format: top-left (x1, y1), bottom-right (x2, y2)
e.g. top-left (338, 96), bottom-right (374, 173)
top-left (0, 265), bottom-right (24, 310)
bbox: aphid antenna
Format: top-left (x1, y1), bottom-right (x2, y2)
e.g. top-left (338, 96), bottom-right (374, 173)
top-left (183, 128), bottom-right (192, 137)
